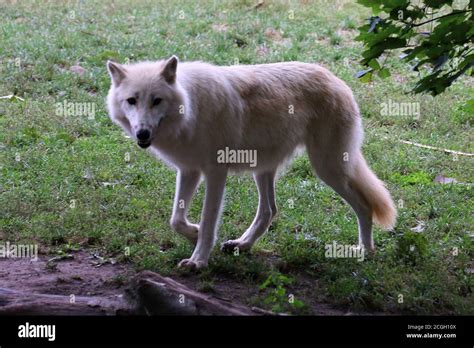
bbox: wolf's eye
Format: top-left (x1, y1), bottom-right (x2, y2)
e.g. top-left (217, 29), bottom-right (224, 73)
top-left (152, 98), bottom-right (162, 106)
top-left (127, 98), bottom-right (136, 105)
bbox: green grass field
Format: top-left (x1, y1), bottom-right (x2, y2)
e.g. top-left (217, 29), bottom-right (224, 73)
top-left (0, 0), bottom-right (472, 314)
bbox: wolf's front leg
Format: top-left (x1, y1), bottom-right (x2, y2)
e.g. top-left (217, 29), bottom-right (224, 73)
top-left (178, 169), bottom-right (227, 270)
top-left (170, 170), bottom-right (202, 244)
top-left (222, 171), bottom-right (277, 253)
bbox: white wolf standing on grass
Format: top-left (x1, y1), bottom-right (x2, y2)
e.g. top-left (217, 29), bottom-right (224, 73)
top-left (106, 56), bottom-right (396, 270)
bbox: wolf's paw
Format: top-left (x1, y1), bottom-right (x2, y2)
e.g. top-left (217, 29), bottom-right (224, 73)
top-left (178, 258), bottom-right (207, 271)
top-left (358, 243), bottom-right (376, 253)
top-left (221, 240), bottom-right (251, 254)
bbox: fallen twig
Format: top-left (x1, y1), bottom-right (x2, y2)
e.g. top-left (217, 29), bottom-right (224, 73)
top-left (399, 140), bottom-right (474, 157)
top-left (251, 0), bottom-right (264, 10)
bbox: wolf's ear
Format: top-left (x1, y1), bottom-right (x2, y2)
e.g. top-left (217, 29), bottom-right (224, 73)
top-left (107, 61), bottom-right (127, 86)
top-left (162, 56), bottom-right (178, 83)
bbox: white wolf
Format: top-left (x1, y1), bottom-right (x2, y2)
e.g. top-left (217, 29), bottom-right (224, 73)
top-left (106, 56), bottom-right (396, 270)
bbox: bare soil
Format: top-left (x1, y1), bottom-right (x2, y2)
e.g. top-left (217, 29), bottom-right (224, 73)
top-left (0, 250), bottom-right (132, 298)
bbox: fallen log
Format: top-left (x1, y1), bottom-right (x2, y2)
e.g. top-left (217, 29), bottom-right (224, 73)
top-left (127, 270), bottom-right (259, 315)
top-left (0, 287), bottom-right (134, 315)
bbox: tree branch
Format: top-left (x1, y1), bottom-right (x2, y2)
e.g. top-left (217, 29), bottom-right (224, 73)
top-left (411, 10), bottom-right (470, 28)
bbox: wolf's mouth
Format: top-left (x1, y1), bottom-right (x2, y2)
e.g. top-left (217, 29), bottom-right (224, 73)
top-left (137, 141), bottom-right (151, 149)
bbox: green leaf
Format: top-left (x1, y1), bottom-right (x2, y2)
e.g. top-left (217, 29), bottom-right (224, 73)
top-left (368, 59), bottom-right (381, 70)
top-left (357, 0), bottom-right (472, 96)
top-left (357, 0), bottom-right (384, 14)
top-left (378, 68), bottom-right (391, 78)
top-left (360, 71), bottom-right (373, 83)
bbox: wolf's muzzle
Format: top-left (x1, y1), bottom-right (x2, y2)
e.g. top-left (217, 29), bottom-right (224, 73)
top-left (136, 129), bottom-right (151, 148)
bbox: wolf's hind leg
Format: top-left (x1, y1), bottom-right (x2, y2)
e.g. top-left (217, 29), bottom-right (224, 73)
top-left (307, 141), bottom-right (375, 251)
top-left (221, 170), bottom-right (277, 253)
top-left (170, 170), bottom-right (201, 245)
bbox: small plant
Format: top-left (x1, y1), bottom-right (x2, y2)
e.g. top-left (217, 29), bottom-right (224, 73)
top-left (390, 171), bottom-right (432, 186)
top-left (197, 279), bottom-right (215, 293)
top-left (259, 272), bottom-right (305, 313)
top-left (342, 17), bottom-right (358, 30)
top-left (395, 231), bottom-right (429, 265)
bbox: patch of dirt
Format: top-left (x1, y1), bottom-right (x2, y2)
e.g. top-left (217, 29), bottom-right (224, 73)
top-left (392, 73), bottom-right (409, 84)
top-left (0, 250), bottom-right (133, 297)
top-left (256, 45), bottom-right (271, 57)
top-left (307, 32), bottom-right (330, 46)
top-left (211, 23), bottom-right (231, 32)
top-left (264, 27), bottom-right (283, 41)
top-left (336, 28), bottom-right (358, 46)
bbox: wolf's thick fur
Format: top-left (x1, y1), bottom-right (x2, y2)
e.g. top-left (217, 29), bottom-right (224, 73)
top-left (106, 56), bottom-right (396, 270)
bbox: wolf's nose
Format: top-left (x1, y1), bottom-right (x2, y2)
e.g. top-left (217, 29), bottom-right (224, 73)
top-left (136, 129), bottom-right (151, 141)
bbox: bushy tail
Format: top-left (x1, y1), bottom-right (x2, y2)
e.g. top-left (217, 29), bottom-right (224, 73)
top-left (352, 156), bottom-right (397, 230)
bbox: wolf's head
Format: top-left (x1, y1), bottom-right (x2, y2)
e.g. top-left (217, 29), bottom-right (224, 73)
top-left (106, 56), bottom-right (183, 149)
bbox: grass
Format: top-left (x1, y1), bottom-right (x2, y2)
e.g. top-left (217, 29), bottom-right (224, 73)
top-left (0, 0), bottom-right (472, 315)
